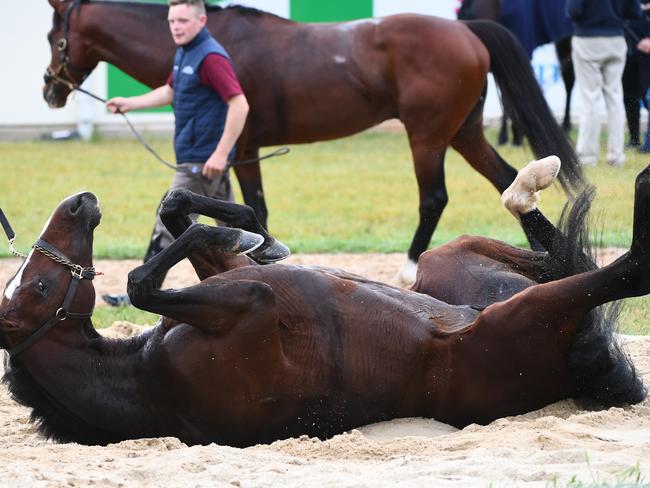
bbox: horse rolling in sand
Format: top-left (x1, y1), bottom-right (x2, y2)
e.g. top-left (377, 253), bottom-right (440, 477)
top-left (43, 0), bottom-right (584, 285)
top-left (0, 156), bottom-right (646, 447)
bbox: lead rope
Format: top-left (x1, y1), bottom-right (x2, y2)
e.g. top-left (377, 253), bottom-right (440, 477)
top-left (0, 208), bottom-right (27, 258)
top-left (52, 73), bottom-right (290, 175)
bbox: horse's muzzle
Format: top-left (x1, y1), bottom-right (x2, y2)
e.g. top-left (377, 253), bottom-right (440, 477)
top-left (43, 70), bottom-right (70, 109)
top-left (43, 84), bottom-right (68, 108)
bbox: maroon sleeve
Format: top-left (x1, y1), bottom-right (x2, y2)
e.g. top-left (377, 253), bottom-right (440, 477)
top-left (199, 53), bottom-right (244, 102)
top-left (167, 71), bottom-right (174, 88)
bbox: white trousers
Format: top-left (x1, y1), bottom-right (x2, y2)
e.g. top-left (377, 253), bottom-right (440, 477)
top-left (571, 36), bottom-right (627, 166)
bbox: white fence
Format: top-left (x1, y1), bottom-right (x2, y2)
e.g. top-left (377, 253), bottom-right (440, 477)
top-left (1, 1), bottom-right (575, 139)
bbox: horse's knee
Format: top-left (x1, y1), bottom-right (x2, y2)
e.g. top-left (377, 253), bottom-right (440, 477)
top-left (160, 189), bottom-right (194, 219)
top-left (127, 265), bottom-right (155, 307)
top-left (419, 191), bottom-right (448, 217)
top-left (234, 202), bottom-right (260, 229)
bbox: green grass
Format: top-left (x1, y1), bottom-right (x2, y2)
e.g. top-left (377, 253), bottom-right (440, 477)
top-left (1, 129), bottom-right (649, 332)
top-left (91, 306), bottom-right (160, 329)
top-left (547, 455), bottom-right (646, 487)
top-left (0, 129), bottom-right (646, 257)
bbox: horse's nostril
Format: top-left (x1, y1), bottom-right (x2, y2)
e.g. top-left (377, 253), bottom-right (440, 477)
top-left (69, 195), bottom-right (85, 215)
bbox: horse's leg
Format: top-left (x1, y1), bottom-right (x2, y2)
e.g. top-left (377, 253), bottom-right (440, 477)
top-left (511, 119), bottom-right (523, 146)
top-left (232, 147), bottom-right (269, 230)
top-left (395, 138), bottom-right (448, 286)
top-left (414, 157), bottom-right (562, 303)
top-left (488, 166), bottom-right (650, 336)
top-left (452, 112), bottom-right (519, 193)
top-left (498, 114), bottom-right (508, 145)
top-left (451, 115), bottom-right (552, 250)
top-left (501, 156), bottom-right (598, 275)
top-left (160, 189), bottom-right (290, 264)
top-left (127, 223), bottom-right (271, 327)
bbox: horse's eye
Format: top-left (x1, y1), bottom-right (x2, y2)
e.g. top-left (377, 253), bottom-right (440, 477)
top-left (38, 280), bottom-right (46, 292)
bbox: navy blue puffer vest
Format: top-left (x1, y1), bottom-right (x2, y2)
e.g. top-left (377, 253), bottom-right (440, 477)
top-left (172, 28), bottom-right (233, 164)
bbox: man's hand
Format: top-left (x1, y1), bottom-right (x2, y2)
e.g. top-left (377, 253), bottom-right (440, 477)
top-left (202, 152), bottom-right (228, 180)
top-left (106, 86), bottom-right (173, 114)
top-left (638, 38), bottom-right (650, 54)
top-left (106, 97), bottom-right (134, 114)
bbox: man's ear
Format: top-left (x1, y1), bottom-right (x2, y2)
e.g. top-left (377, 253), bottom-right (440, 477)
top-left (47, 0), bottom-right (69, 15)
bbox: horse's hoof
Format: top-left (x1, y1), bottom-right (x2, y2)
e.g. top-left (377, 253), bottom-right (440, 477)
top-left (393, 258), bottom-right (417, 288)
top-left (235, 230), bottom-right (265, 256)
top-left (250, 239), bottom-right (291, 264)
top-left (501, 156), bottom-right (561, 217)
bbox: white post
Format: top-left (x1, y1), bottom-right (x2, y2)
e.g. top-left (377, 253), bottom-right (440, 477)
top-left (76, 71), bottom-right (98, 141)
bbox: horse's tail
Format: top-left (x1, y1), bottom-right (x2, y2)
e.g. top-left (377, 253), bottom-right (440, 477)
top-left (543, 186), bottom-right (646, 406)
top-left (463, 20), bottom-right (585, 194)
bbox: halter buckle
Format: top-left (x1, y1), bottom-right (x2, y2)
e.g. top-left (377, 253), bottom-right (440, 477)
top-left (57, 38), bottom-right (68, 52)
top-left (70, 264), bottom-right (84, 279)
top-left (55, 308), bottom-right (68, 321)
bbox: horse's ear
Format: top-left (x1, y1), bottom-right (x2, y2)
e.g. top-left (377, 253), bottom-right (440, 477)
top-left (47, 0), bottom-right (69, 14)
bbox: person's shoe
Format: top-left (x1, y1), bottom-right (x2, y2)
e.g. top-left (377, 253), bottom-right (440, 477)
top-left (102, 294), bottom-right (131, 307)
top-left (638, 145), bottom-right (650, 154)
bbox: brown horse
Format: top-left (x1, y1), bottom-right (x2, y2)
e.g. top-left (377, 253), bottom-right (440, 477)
top-left (0, 158), bottom-right (645, 447)
top-left (42, 0), bottom-right (584, 284)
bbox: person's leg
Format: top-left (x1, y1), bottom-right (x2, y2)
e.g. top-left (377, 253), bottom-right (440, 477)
top-left (638, 55), bottom-right (650, 151)
top-left (622, 54), bottom-right (640, 147)
top-left (602, 36), bottom-right (628, 166)
top-left (572, 37), bottom-right (604, 166)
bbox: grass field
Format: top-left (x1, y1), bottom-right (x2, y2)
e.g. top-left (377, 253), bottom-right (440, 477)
top-left (1, 128), bottom-right (649, 333)
top-left (0, 129), bottom-right (646, 257)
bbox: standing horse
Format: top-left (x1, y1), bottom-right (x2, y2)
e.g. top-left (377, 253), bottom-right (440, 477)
top-left (43, 0), bottom-right (583, 284)
top-left (0, 157), bottom-right (645, 447)
top-left (458, 0), bottom-right (575, 143)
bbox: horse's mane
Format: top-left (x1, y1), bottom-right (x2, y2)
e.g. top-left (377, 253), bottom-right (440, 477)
top-left (77, 0), bottom-right (280, 19)
top-left (2, 324), bottom-right (153, 445)
top-left (542, 187), bottom-right (646, 407)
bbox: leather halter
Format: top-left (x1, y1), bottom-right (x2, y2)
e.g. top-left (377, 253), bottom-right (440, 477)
top-left (6, 239), bottom-right (97, 358)
top-left (44, 0), bottom-right (89, 90)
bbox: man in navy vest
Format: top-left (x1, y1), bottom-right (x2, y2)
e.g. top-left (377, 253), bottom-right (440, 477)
top-left (102, 0), bottom-right (249, 306)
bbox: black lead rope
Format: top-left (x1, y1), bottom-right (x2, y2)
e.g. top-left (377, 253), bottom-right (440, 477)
top-left (0, 207), bottom-right (16, 242)
top-left (0, 208), bottom-right (27, 258)
top-left (70, 83), bottom-right (290, 174)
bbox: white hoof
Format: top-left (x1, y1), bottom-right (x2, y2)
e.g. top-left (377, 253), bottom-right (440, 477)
top-left (501, 155), bottom-right (561, 218)
top-left (394, 258), bottom-right (417, 288)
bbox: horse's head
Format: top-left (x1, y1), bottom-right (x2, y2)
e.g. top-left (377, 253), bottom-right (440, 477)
top-left (0, 192), bottom-right (101, 356)
top-left (44, 0), bottom-right (98, 108)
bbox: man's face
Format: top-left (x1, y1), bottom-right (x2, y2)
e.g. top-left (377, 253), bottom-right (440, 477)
top-left (168, 4), bottom-right (207, 46)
